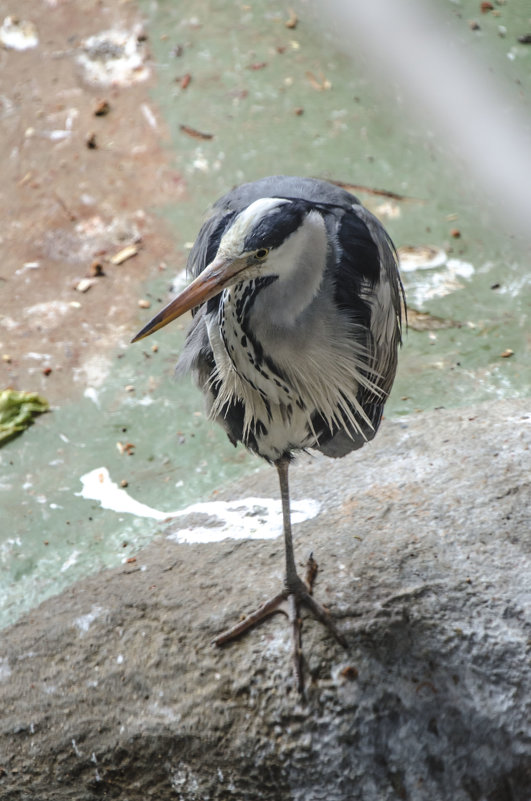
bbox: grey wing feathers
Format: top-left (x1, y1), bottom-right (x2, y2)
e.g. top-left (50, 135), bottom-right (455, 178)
top-left (355, 204), bottom-right (405, 403)
top-left (186, 208), bottom-right (235, 280)
top-left (354, 203), bottom-right (405, 344)
top-left (175, 307), bottom-right (213, 386)
top-left (316, 204), bottom-right (405, 458)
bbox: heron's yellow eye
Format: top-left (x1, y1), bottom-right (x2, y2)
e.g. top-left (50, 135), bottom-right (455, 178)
top-left (255, 248), bottom-right (269, 260)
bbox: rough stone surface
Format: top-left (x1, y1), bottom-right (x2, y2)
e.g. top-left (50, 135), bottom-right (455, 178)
top-left (1, 399), bottom-right (530, 800)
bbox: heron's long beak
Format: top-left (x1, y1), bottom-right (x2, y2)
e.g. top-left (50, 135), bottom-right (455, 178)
top-left (131, 254), bottom-right (246, 343)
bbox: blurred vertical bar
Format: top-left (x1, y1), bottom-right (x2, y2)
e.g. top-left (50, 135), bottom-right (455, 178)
top-left (307, 0), bottom-right (531, 243)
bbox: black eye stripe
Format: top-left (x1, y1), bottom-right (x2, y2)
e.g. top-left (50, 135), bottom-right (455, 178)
top-left (243, 200), bottom-right (309, 252)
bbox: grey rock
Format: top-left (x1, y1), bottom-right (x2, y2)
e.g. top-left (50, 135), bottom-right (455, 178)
top-left (0, 399), bottom-right (530, 800)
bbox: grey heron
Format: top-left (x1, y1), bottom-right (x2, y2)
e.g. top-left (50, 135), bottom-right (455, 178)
top-left (132, 176), bottom-right (405, 691)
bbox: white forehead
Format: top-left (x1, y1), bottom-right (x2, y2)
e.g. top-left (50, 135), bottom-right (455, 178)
top-left (220, 197), bottom-right (290, 252)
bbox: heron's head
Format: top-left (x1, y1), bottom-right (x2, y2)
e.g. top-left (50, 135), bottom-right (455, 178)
top-left (132, 196), bottom-right (318, 342)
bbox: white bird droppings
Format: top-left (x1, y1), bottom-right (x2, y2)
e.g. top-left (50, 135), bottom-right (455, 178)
top-left (0, 16), bottom-right (38, 50)
top-left (77, 29), bottom-right (150, 86)
top-left (77, 466), bottom-right (320, 543)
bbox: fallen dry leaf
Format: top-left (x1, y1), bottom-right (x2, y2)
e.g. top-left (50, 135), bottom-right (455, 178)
top-left (89, 260), bottom-right (105, 277)
top-left (305, 70), bottom-right (331, 91)
top-left (407, 308), bottom-right (459, 332)
top-left (116, 441), bottom-right (135, 455)
top-left (75, 278), bottom-right (95, 293)
top-left (179, 123), bottom-right (213, 140)
top-left (110, 244), bottom-right (139, 265)
top-left (285, 9), bottom-right (298, 29)
top-left (329, 179), bottom-right (419, 202)
top-left (93, 99), bottom-right (110, 116)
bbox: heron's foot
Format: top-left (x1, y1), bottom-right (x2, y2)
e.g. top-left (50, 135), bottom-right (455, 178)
top-left (213, 576), bottom-right (346, 693)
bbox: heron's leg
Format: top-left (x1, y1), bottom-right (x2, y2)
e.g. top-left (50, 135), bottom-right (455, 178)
top-left (276, 456), bottom-right (347, 689)
top-left (275, 456), bottom-right (300, 591)
top-left (213, 457), bottom-right (346, 692)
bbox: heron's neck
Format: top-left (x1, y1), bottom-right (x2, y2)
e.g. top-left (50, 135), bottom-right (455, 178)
top-left (211, 210), bottom-right (329, 401)
top-left (249, 210), bottom-right (328, 330)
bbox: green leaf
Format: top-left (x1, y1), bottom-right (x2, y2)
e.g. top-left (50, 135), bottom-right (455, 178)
top-left (0, 389), bottom-right (50, 444)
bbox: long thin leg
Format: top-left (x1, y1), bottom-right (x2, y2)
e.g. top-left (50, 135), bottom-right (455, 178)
top-left (213, 457), bottom-right (347, 691)
top-left (276, 456), bottom-right (299, 588)
top-left (276, 457), bottom-right (346, 643)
